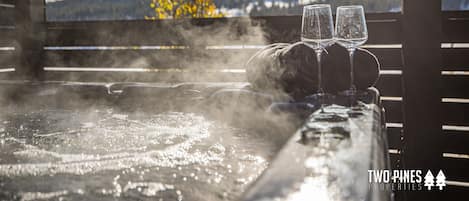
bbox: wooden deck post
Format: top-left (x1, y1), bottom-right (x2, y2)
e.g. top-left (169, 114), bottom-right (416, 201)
top-left (15, 0), bottom-right (46, 80)
top-left (401, 0), bottom-right (443, 200)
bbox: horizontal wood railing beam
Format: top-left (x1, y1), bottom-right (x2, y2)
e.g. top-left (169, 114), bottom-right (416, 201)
top-left (0, 0), bottom-right (15, 5)
top-left (0, 51), bottom-right (14, 67)
top-left (443, 130), bottom-right (469, 154)
top-left (443, 11), bottom-right (469, 42)
top-left (442, 48), bottom-right (469, 70)
top-left (442, 75), bottom-right (469, 98)
top-left (382, 100), bottom-right (403, 123)
top-left (442, 102), bottom-right (469, 126)
top-left (0, 6), bottom-right (15, 26)
top-left (375, 75), bottom-right (402, 97)
top-left (386, 126), bottom-right (403, 150)
top-left (442, 156), bottom-right (469, 183)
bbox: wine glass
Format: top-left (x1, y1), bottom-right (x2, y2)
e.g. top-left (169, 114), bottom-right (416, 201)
top-left (301, 4), bottom-right (335, 112)
top-left (335, 5), bottom-right (368, 106)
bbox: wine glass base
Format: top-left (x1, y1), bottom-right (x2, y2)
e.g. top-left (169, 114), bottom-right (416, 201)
top-left (338, 90), bottom-right (368, 114)
top-left (303, 93), bottom-right (342, 121)
top-left (338, 89), bottom-right (357, 96)
top-left (303, 93), bottom-right (335, 106)
top-left (312, 112), bottom-right (348, 122)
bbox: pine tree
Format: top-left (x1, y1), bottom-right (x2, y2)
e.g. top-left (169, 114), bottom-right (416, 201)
top-left (436, 170), bottom-right (446, 190)
top-left (424, 170), bottom-right (435, 190)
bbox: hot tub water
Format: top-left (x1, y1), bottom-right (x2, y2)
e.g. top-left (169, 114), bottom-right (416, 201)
top-left (0, 109), bottom-right (274, 201)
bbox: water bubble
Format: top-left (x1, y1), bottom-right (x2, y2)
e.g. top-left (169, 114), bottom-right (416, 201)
top-left (75, 189), bottom-right (84, 195)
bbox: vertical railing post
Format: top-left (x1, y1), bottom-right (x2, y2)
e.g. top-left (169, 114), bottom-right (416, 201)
top-left (15, 0), bottom-right (46, 81)
top-left (401, 0), bottom-right (443, 200)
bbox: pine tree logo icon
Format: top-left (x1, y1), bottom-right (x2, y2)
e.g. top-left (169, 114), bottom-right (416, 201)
top-left (436, 170), bottom-right (446, 190)
top-left (424, 170), bottom-right (435, 190)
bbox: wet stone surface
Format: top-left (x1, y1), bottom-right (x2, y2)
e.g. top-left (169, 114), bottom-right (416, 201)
top-left (243, 104), bottom-right (385, 201)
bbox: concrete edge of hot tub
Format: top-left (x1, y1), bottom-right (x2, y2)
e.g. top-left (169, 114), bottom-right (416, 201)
top-left (241, 88), bottom-right (393, 201)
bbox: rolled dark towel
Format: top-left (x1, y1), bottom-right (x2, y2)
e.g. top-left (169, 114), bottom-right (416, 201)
top-left (246, 42), bottom-right (380, 100)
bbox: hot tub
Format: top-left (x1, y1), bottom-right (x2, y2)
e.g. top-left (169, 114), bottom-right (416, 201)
top-left (0, 81), bottom-right (300, 201)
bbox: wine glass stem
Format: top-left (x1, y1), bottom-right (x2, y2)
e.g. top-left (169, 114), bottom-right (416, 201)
top-left (315, 49), bottom-right (325, 112)
top-left (315, 49), bottom-right (324, 95)
top-left (348, 48), bottom-right (357, 94)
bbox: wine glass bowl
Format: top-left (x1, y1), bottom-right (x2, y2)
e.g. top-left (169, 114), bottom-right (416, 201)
top-left (335, 6), bottom-right (368, 49)
top-left (301, 4), bottom-right (335, 50)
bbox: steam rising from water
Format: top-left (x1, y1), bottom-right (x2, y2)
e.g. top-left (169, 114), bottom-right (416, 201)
top-left (44, 18), bottom-right (269, 83)
top-left (0, 12), bottom-right (302, 201)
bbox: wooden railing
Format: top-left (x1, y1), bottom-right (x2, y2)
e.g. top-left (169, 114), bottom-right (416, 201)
top-left (0, 0), bottom-right (468, 200)
top-left (438, 10), bottom-right (469, 201)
